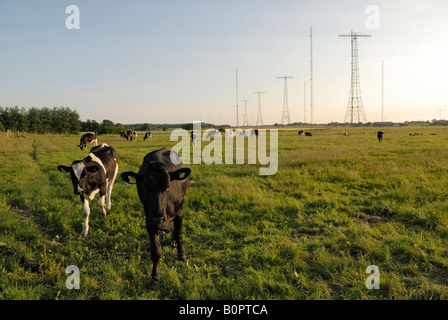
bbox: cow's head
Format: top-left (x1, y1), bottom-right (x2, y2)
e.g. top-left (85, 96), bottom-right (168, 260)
top-left (121, 164), bottom-right (191, 230)
top-left (58, 161), bottom-right (105, 198)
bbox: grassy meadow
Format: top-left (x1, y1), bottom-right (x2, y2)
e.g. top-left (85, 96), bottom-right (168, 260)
top-left (1, 125), bottom-right (448, 300)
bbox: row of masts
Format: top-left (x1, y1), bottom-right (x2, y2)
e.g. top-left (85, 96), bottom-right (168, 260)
top-left (233, 28), bottom-right (387, 127)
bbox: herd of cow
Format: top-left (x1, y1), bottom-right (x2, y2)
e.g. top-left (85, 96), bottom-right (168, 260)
top-left (298, 130), bottom-right (385, 142)
top-left (58, 127), bottom-right (422, 282)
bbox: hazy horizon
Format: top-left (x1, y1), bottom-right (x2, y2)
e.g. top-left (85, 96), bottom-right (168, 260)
top-left (1, 1), bottom-right (447, 125)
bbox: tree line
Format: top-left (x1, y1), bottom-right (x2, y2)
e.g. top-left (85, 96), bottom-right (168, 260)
top-left (0, 106), bottom-right (81, 134)
top-left (0, 106), bottom-right (166, 135)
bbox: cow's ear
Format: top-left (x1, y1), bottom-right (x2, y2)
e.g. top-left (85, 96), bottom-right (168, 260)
top-left (121, 172), bottom-right (141, 185)
top-left (86, 165), bottom-right (100, 173)
top-left (57, 165), bottom-right (71, 174)
top-left (169, 168), bottom-right (191, 181)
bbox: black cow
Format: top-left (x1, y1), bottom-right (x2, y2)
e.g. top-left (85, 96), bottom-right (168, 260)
top-left (78, 133), bottom-right (97, 151)
top-left (305, 132), bottom-right (312, 137)
top-left (143, 131), bottom-right (152, 141)
top-left (57, 144), bottom-right (119, 237)
top-left (121, 148), bottom-right (191, 282)
top-left (377, 131), bottom-right (384, 143)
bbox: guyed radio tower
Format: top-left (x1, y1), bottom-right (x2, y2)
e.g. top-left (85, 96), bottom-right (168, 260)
top-left (339, 31), bottom-right (371, 125)
top-left (241, 100), bottom-right (250, 126)
top-left (235, 69), bottom-right (240, 127)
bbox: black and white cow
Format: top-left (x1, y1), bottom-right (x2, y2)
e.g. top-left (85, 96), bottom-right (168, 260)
top-left (57, 143), bottom-right (119, 237)
top-left (191, 130), bottom-right (198, 146)
top-left (121, 148), bottom-right (191, 282)
top-left (124, 130), bottom-right (133, 141)
top-left (143, 131), bottom-right (152, 141)
top-left (341, 132), bottom-right (349, 136)
top-left (78, 133), bottom-right (97, 151)
top-left (377, 131), bottom-right (384, 143)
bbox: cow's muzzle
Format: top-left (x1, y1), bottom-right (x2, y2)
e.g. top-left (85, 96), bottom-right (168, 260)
top-left (151, 217), bottom-right (169, 233)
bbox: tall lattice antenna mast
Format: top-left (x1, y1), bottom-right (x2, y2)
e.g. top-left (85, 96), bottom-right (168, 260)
top-left (310, 27), bottom-right (314, 125)
top-left (436, 108), bottom-right (446, 120)
top-left (254, 91), bottom-right (265, 127)
top-left (277, 76), bottom-right (294, 125)
top-left (304, 81), bottom-right (307, 123)
top-left (382, 60), bottom-right (384, 123)
top-left (241, 100), bottom-right (250, 126)
top-left (339, 31), bottom-right (371, 125)
top-left (235, 69), bottom-right (240, 127)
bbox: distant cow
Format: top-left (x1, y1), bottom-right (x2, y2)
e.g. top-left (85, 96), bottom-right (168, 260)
top-left (225, 130), bottom-right (234, 139)
top-left (191, 130), bottom-right (198, 146)
top-left (124, 130), bottom-right (137, 141)
top-left (121, 148), bottom-right (191, 282)
top-left (119, 131), bottom-right (126, 140)
top-left (57, 144), bottom-right (119, 237)
top-left (78, 133), bottom-right (97, 151)
top-left (341, 132), bottom-right (349, 136)
top-left (143, 131), bottom-right (152, 141)
top-left (377, 131), bottom-right (384, 143)
top-left (298, 130), bottom-right (304, 136)
top-left (206, 129), bottom-right (220, 139)
top-left (305, 132), bottom-right (312, 137)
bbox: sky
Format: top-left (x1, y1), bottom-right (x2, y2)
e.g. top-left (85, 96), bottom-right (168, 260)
top-left (0, 0), bottom-right (447, 125)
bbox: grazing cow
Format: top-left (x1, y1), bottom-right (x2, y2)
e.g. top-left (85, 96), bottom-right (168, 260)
top-left (341, 132), bottom-right (349, 136)
top-left (298, 130), bottom-right (304, 136)
top-left (205, 129), bottom-right (219, 139)
top-left (132, 132), bottom-right (138, 141)
top-left (143, 131), bottom-right (152, 141)
top-left (191, 130), bottom-right (198, 146)
top-left (305, 132), bottom-right (312, 137)
top-left (78, 133), bottom-right (97, 151)
top-left (119, 131), bottom-right (126, 140)
top-left (57, 144), bottom-right (118, 237)
top-left (225, 130), bottom-right (234, 139)
top-left (121, 148), bottom-right (191, 282)
top-left (377, 131), bottom-right (384, 143)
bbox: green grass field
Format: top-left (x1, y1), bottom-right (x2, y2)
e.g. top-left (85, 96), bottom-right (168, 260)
top-left (1, 125), bottom-right (448, 300)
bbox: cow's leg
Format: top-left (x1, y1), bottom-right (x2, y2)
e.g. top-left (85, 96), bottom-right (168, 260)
top-left (147, 222), bottom-right (162, 281)
top-left (98, 194), bottom-right (106, 216)
top-left (106, 164), bottom-right (118, 211)
top-left (173, 213), bottom-right (186, 261)
top-left (81, 198), bottom-right (90, 237)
